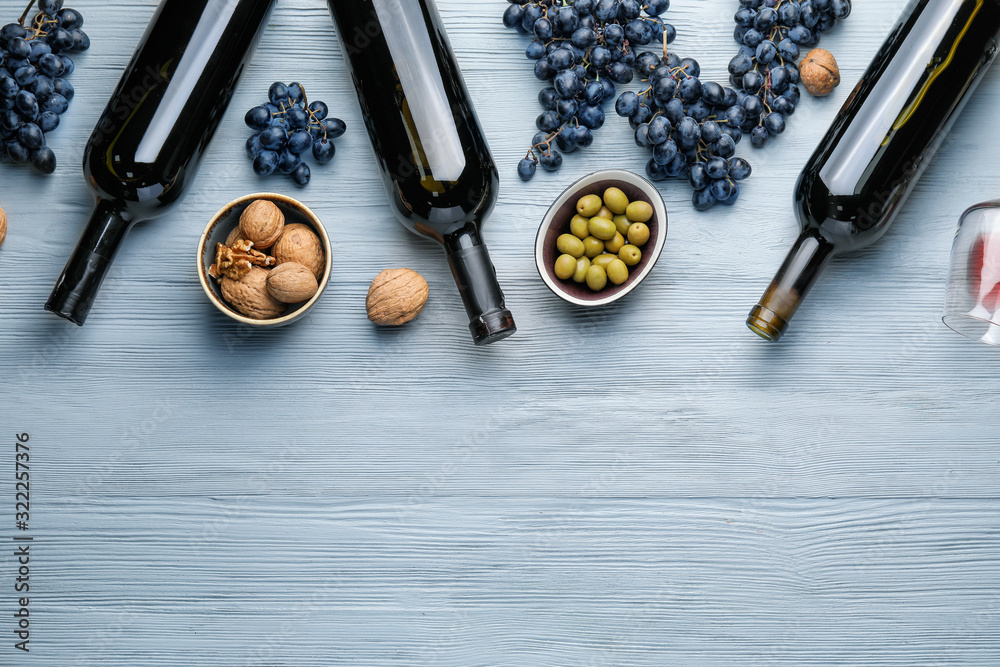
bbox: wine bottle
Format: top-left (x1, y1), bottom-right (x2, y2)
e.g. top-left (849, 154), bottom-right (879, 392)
top-left (747, 0), bottom-right (1000, 341)
top-left (327, 0), bottom-right (516, 345)
top-left (46, 0), bottom-right (276, 325)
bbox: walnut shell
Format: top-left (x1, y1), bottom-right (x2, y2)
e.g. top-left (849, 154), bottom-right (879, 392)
top-left (224, 225), bottom-right (246, 247)
top-left (220, 266), bottom-right (286, 319)
top-left (366, 268), bottom-right (429, 326)
top-left (0, 206), bottom-right (6, 249)
top-left (239, 200), bottom-right (284, 250)
top-left (800, 48), bottom-right (840, 97)
top-left (266, 262), bottom-right (319, 303)
top-left (273, 223), bottom-right (324, 278)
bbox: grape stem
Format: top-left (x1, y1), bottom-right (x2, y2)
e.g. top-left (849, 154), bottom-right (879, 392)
top-left (18, 0), bottom-right (37, 28)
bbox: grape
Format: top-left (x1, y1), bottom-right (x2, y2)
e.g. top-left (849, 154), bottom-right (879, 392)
top-left (42, 92), bottom-right (66, 114)
top-left (517, 157), bottom-right (536, 181)
top-left (38, 0), bottom-right (63, 17)
top-left (321, 117), bottom-right (346, 139)
top-left (538, 149), bottom-right (562, 171)
top-left (47, 27), bottom-right (73, 52)
top-left (503, 0), bottom-right (676, 180)
top-left (268, 82), bottom-right (288, 105)
top-left (290, 162), bottom-right (310, 187)
top-left (286, 129), bottom-right (311, 154)
top-left (307, 100), bottom-right (328, 121)
top-left (0, 76), bottom-right (17, 98)
top-left (503, 1), bottom-right (760, 212)
top-left (245, 133), bottom-right (263, 159)
top-left (311, 138), bottom-right (335, 163)
top-left (52, 76), bottom-right (71, 100)
top-left (277, 149), bottom-right (301, 174)
top-left (37, 52), bottom-right (62, 77)
top-left (285, 107), bottom-right (308, 129)
top-left (614, 53), bottom-right (750, 209)
top-left (5, 138), bottom-right (28, 162)
top-left (728, 0), bottom-right (851, 147)
top-left (69, 28), bottom-right (88, 52)
top-left (253, 150), bottom-right (278, 176)
top-left (17, 121), bottom-right (42, 148)
top-left (729, 157), bottom-right (752, 180)
top-left (244, 82), bottom-right (345, 186)
top-left (245, 105), bottom-right (271, 131)
top-left (0, 2), bottom-right (86, 172)
top-left (259, 125), bottom-right (286, 150)
top-left (55, 8), bottom-right (82, 30)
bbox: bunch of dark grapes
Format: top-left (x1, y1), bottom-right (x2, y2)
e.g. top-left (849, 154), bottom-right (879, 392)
top-left (728, 0), bottom-right (850, 147)
top-left (502, 0), bottom-right (673, 180)
top-left (244, 82), bottom-right (346, 187)
top-left (0, 0), bottom-right (88, 174)
top-left (616, 54), bottom-right (752, 210)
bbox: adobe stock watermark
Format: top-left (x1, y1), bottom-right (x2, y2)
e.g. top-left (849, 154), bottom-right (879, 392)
top-left (91, 63), bottom-right (170, 144)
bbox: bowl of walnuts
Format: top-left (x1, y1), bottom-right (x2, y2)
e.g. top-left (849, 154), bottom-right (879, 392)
top-left (197, 193), bottom-right (332, 326)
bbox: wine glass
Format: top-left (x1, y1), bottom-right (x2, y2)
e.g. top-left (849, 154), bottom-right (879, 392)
top-left (944, 200), bottom-right (1000, 345)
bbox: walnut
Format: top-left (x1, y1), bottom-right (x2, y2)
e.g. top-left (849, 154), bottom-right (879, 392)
top-left (220, 266), bottom-right (286, 320)
top-left (800, 48), bottom-right (840, 97)
top-left (366, 268), bottom-right (429, 326)
top-left (266, 262), bottom-right (319, 303)
top-left (209, 239), bottom-right (275, 280)
top-left (0, 206), bottom-right (6, 249)
top-left (225, 225), bottom-right (246, 247)
top-left (238, 200), bottom-right (284, 250)
top-left (272, 223), bottom-right (324, 278)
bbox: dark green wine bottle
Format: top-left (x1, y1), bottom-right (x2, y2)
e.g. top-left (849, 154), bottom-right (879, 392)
top-left (328, 0), bottom-right (516, 345)
top-left (748, 0), bottom-right (1000, 341)
top-left (46, 0), bottom-right (276, 325)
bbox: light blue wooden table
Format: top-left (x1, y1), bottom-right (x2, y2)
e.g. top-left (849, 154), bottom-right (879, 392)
top-left (2, 0), bottom-right (999, 664)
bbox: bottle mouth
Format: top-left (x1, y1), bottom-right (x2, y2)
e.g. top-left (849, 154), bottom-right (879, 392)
top-left (470, 309), bottom-right (516, 346)
top-left (45, 247), bottom-right (116, 326)
top-left (746, 304), bottom-right (788, 341)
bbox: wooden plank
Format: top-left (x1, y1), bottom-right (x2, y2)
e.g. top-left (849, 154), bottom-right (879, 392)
top-left (1, 0), bottom-right (998, 664)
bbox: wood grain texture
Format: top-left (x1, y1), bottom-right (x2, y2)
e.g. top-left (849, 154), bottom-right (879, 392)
top-left (2, 0), bottom-right (999, 664)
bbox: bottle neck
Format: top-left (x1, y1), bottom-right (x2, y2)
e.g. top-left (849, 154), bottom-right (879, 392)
top-left (45, 199), bottom-right (132, 325)
top-left (747, 229), bottom-right (835, 341)
top-left (444, 227), bottom-right (516, 345)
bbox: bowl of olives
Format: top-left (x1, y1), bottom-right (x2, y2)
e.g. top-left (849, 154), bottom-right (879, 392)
top-left (535, 169), bottom-right (667, 307)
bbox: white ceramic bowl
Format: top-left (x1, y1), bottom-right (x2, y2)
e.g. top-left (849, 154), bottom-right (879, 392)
top-left (534, 169), bottom-right (667, 307)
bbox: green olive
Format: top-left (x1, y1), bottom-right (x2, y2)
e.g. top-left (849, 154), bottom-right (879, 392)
top-left (625, 200), bottom-right (653, 223)
top-left (572, 256), bottom-right (591, 283)
top-left (576, 194), bottom-right (603, 217)
top-left (588, 217), bottom-right (617, 241)
top-left (596, 205), bottom-right (614, 221)
top-left (556, 233), bottom-right (585, 258)
top-left (603, 187), bottom-right (629, 215)
top-left (582, 236), bottom-right (605, 258)
top-left (613, 214), bottom-right (631, 236)
top-left (605, 231), bottom-right (625, 254)
top-left (606, 258), bottom-right (629, 285)
top-left (554, 254), bottom-right (577, 280)
top-left (570, 214), bottom-right (591, 239)
top-left (585, 264), bottom-right (607, 291)
top-left (627, 222), bottom-right (650, 246)
top-left (619, 244), bottom-right (642, 266)
top-left (592, 254), bottom-right (616, 269)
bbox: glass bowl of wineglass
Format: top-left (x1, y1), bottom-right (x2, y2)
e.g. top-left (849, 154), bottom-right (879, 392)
top-left (944, 199), bottom-right (1000, 345)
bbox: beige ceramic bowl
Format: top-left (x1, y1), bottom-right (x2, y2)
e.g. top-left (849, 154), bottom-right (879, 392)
top-left (197, 193), bottom-right (332, 327)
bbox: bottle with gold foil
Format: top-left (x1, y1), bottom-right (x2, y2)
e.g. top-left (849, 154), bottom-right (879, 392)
top-left (748, 0), bottom-right (1000, 341)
